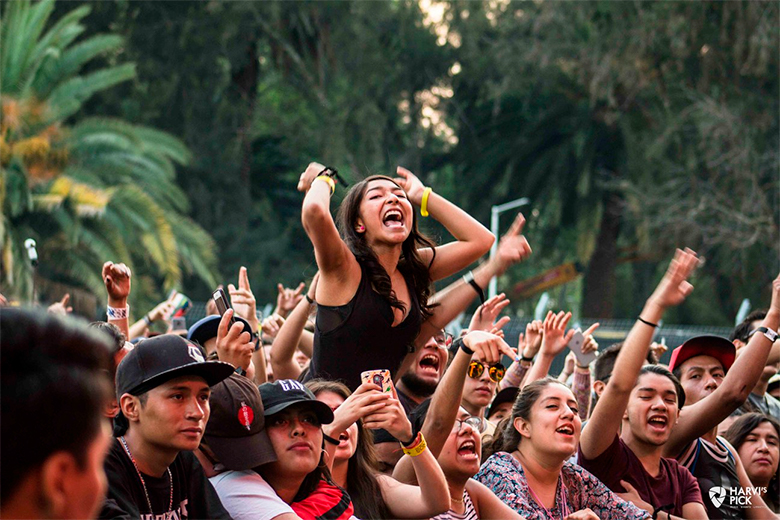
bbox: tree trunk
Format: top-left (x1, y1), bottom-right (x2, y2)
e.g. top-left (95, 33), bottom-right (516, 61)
top-left (582, 192), bottom-right (622, 318)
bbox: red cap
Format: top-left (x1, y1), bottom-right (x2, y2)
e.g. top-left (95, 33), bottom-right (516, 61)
top-left (668, 335), bottom-right (736, 373)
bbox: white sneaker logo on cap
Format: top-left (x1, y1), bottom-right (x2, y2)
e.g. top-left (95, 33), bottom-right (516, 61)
top-left (188, 345), bottom-right (205, 362)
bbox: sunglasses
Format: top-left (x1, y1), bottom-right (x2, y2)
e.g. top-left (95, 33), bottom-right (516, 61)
top-left (467, 361), bottom-right (505, 383)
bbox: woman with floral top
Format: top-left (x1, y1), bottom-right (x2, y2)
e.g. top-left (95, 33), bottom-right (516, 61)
top-left (476, 378), bottom-right (650, 520)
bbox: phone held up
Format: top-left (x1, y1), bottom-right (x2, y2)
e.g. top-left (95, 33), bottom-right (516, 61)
top-left (213, 288), bottom-right (236, 327)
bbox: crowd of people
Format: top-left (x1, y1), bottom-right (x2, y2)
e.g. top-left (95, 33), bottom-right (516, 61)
top-left (2, 163), bottom-right (779, 520)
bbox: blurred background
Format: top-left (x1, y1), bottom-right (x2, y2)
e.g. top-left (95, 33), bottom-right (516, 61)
top-left (2, 0), bottom-right (778, 331)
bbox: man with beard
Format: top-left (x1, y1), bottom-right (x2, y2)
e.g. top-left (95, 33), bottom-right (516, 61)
top-left (395, 330), bottom-right (450, 414)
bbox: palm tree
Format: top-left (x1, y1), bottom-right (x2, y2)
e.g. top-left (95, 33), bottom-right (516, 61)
top-left (1, 0), bottom-right (217, 309)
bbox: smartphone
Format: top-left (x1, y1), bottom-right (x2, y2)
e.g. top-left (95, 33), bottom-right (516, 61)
top-left (171, 317), bottom-right (187, 331)
top-left (213, 288), bottom-right (236, 326)
top-left (361, 369), bottom-right (393, 393)
top-left (568, 330), bottom-right (597, 367)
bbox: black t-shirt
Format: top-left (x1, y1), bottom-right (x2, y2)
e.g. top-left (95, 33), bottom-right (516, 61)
top-left (100, 437), bottom-right (232, 520)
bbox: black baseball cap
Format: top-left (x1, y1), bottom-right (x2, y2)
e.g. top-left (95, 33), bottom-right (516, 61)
top-left (203, 374), bottom-right (277, 470)
top-left (487, 386), bottom-right (519, 419)
top-left (187, 314), bottom-right (253, 348)
top-left (116, 334), bottom-right (234, 398)
top-left (259, 380), bottom-right (334, 424)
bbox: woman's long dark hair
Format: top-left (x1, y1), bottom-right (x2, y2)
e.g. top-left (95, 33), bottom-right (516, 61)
top-left (306, 379), bottom-right (391, 519)
top-left (483, 378), bottom-right (571, 459)
top-left (337, 175), bottom-right (437, 325)
top-left (723, 413), bottom-right (780, 512)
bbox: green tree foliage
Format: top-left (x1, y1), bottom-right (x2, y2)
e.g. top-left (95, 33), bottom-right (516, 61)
top-left (1, 0), bottom-right (217, 309)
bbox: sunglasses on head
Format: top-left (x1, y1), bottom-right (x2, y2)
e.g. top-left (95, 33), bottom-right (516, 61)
top-left (467, 361), bottom-right (505, 383)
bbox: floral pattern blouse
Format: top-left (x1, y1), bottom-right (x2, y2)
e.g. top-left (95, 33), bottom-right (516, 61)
top-left (475, 452), bottom-right (650, 520)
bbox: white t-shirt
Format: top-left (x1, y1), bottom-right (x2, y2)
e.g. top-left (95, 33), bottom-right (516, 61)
top-left (210, 470), bottom-right (294, 520)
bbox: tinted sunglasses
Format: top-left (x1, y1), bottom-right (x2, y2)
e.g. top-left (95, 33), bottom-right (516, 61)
top-left (467, 361), bottom-right (505, 383)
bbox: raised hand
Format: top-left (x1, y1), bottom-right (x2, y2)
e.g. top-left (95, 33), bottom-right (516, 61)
top-left (148, 293), bottom-right (176, 322)
top-left (520, 320), bottom-right (544, 359)
top-left (215, 309), bottom-right (253, 370)
top-left (468, 293), bottom-right (511, 333)
top-left (769, 271), bottom-right (780, 316)
top-left (494, 213), bottom-right (532, 274)
top-left (647, 248), bottom-right (699, 311)
top-left (326, 381), bottom-right (390, 436)
top-left (362, 383), bottom-right (414, 443)
top-left (229, 266), bottom-right (258, 331)
top-left (462, 330), bottom-right (516, 365)
top-left (297, 161), bottom-right (327, 193)
top-left (275, 281), bottom-right (305, 318)
top-left (581, 322), bottom-right (600, 357)
top-left (102, 261), bottom-right (131, 304)
top-left (47, 293), bottom-right (72, 315)
top-left (540, 311), bottom-right (575, 358)
top-left (393, 166), bottom-right (426, 205)
top-left (261, 314), bottom-right (285, 340)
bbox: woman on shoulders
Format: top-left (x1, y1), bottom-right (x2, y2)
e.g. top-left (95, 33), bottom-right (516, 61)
top-left (298, 163), bottom-right (493, 389)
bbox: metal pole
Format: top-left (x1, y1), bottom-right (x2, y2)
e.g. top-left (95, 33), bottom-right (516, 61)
top-left (487, 197), bottom-right (529, 299)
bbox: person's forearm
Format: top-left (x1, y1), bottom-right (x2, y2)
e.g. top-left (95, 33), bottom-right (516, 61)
top-left (127, 317), bottom-right (148, 341)
top-left (572, 367), bottom-right (592, 421)
top-left (107, 296), bottom-right (130, 339)
top-left (425, 192), bottom-right (494, 255)
top-left (500, 360), bottom-right (530, 390)
top-left (610, 299), bottom-right (664, 392)
top-left (720, 310), bottom-right (780, 404)
top-left (271, 297), bottom-right (314, 379)
top-left (522, 353), bottom-right (554, 389)
top-left (393, 345), bottom-right (472, 484)
top-left (297, 330), bottom-right (314, 358)
top-left (426, 257), bottom-right (502, 332)
top-left (407, 448), bottom-right (451, 516)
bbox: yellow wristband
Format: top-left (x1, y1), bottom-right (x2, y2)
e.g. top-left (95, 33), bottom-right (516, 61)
top-left (401, 432), bottom-right (427, 457)
top-left (420, 187), bottom-right (432, 217)
top-left (314, 175), bottom-right (335, 195)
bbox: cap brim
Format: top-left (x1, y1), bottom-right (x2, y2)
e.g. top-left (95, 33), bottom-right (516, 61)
top-left (670, 335), bottom-right (736, 372)
top-left (128, 361), bottom-right (235, 395)
top-left (263, 398), bottom-right (334, 425)
top-left (204, 428), bottom-right (277, 470)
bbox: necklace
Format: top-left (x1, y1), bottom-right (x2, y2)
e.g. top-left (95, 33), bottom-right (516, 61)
top-left (119, 436), bottom-right (173, 514)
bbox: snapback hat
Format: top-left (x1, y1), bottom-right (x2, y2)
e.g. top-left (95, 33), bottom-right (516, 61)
top-left (115, 334), bottom-right (234, 398)
top-left (259, 379), bottom-right (334, 425)
top-left (487, 386), bottom-right (519, 419)
top-left (203, 374), bottom-right (276, 470)
top-left (668, 335), bottom-right (736, 373)
top-left (187, 314), bottom-right (254, 349)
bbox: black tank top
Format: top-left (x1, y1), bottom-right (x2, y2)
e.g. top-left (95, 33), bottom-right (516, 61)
top-left (679, 436), bottom-right (742, 519)
top-left (307, 262), bottom-right (422, 390)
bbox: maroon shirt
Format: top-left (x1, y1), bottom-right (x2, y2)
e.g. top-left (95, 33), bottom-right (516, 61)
top-left (577, 435), bottom-right (703, 517)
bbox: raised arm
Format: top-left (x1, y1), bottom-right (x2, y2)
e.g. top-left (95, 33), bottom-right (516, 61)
top-left (297, 162), bottom-right (360, 303)
top-left (416, 213), bottom-right (531, 347)
top-left (271, 276), bottom-right (318, 380)
top-left (522, 311), bottom-right (575, 388)
top-left (581, 249), bottom-right (699, 460)
top-left (393, 167), bottom-right (494, 282)
top-left (665, 272), bottom-right (780, 457)
top-left (103, 261), bottom-right (131, 339)
top-left (393, 331), bottom-right (514, 484)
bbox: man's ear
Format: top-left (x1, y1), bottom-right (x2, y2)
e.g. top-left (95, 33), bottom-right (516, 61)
top-left (120, 394), bottom-right (140, 422)
top-left (39, 452), bottom-right (78, 519)
top-left (593, 380), bottom-right (606, 397)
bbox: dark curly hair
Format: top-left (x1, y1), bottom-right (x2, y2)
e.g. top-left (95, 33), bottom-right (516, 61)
top-left (336, 175), bottom-right (437, 325)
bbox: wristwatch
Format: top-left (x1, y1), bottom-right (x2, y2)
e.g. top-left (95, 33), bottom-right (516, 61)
top-left (753, 326), bottom-right (779, 343)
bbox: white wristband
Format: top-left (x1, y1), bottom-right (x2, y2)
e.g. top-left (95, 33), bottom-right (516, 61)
top-left (107, 305), bottom-right (129, 320)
